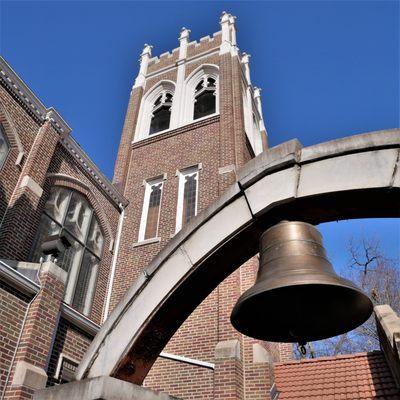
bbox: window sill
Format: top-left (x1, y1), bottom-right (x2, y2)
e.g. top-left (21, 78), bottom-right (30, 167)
top-left (132, 114), bottom-right (220, 144)
top-left (133, 237), bottom-right (161, 248)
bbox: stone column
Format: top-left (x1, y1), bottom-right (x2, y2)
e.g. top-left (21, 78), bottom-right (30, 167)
top-left (0, 119), bottom-right (62, 260)
top-left (3, 262), bottom-right (67, 400)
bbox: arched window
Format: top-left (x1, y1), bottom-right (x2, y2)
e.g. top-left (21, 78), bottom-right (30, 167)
top-left (134, 81), bottom-right (176, 141)
top-left (31, 186), bottom-right (104, 316)
top-left (0, 123), bottom-right (10, 169)
top-left (193, 77), bottom-right (216, 120)
top-left (183, 65), bottom-right (219, 124)
top-left (149, 92), bottom-right (173, 135)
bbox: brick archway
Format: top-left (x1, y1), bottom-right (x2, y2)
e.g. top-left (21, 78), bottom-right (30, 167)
top-left (76, 129), bottom-right (400, 385)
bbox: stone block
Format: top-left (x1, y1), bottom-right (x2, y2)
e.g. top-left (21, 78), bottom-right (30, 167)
top-left (215, 339), bottom-right (241, 360)
top-left (12, 360), bottom-right (47, 391)
top-left (34, 376), bottom-right (180, 400)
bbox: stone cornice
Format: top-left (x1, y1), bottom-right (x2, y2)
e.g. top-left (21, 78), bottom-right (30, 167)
top-left (61, 136), bottom-right (128, 207)
top-left (0, 56), bottom-right (72, 135)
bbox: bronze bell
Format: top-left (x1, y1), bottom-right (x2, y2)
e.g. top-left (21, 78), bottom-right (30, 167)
top-left (231, 221), bottom-right (373, 343)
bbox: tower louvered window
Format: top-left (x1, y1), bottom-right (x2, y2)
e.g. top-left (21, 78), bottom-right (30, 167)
top-left (193, 77), bottom-right (216, 120)
top-left (31, 187), bottom-right (104, 316)
top-left (0, 123), bottom-right (10, 169)
top-left (149, 92), bottom-right (173, 135)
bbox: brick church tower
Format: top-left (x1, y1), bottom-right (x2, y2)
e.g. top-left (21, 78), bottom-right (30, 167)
top-left (109, 12), bottom-right (291, 399)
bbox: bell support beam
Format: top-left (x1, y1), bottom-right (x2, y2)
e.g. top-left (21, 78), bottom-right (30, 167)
top-left (76, 129), bottom-right (400, 385)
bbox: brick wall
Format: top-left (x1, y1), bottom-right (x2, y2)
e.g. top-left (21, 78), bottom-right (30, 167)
top-left (46, 318), bottom-right (93, 386)
top-left (109, 40), bottom-right (287, 399)
top-left (0, 282), bottom-right (30, 396)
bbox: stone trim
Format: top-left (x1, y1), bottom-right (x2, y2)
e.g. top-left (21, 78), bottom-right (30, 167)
top-left (20, 175), bottom-right (43, 197)
top-left (132, 115), bottom-right (219, 149)
top-left (60, 136), bottom-right (128, 207)
top-left (60, 303), bottom-right (100, 337)
top-left (159, 351), bottom-right (215, 370)
top-left (41, 261), bottom-right (68, 284)
top-left (12, 360), bottom-right (47, 391)
top-left (215, 339), bottom-right (241, 360)
top-left (46, 173), bottom-right (115, 243)
top-left (34, 376), bottom-right (181, 400)
top-left (0, 56), bottom-right (71, 135)
top-left (0, 259), bottom-right (40, 295)
top-left (132, 237), bottom-right (161, 248)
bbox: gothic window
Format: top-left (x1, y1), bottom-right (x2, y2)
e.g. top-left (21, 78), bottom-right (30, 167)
top-left (193, 77), bottom-right (216, 120)
top-left (0, 123), bottom-right (10, 169)
top-left (149, 91), bottom-right (173, 135)
top-left (31, 187), bottom-right (104, 316)
top-left (176, 167), bottom-right (199, 232)
top-left (138, 178), bottom-right (164, 241)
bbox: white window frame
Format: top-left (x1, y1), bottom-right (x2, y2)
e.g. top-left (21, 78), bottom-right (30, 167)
top-left (175, 166), bottom-right (199, 233)
top-left (134, 81), bottom-right (176, 142)
top-left (181, 65), bottom-right (219, 126)
top-left (55, 353), bottom-right (79, 384)
top-left (138, 176), bottom-right (165, 242)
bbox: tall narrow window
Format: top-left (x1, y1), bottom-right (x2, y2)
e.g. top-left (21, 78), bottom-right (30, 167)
top-left (31, 187), bottom-right (104, 316)
top-left (138, 178), bottom-right (164, 241)
top-left (193, 77), bottom-right (216, 120)
top-left (149, 92), bottom-right (173, 135)
top-left (0, 123), bottom-right (10, 169)
top-left (176, 167), bottom-right (199, 232)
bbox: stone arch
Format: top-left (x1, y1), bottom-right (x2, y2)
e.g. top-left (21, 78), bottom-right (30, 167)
top-left (76, 129), bottom-right (400, 385)
top-left (45, 173), bottom-right (114, 245)
top-left (134, 80), bottom-right (176, 141)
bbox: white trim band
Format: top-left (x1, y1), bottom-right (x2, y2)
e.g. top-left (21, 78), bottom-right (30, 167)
top-left (159, 351), bottom-right (215, 370)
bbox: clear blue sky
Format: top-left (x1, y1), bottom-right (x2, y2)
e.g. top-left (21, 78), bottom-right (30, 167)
top-left (1, 1), bottom-right (399, 266)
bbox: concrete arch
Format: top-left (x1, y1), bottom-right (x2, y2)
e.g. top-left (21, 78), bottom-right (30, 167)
top-left (76, 129), bottom-right (400, 385)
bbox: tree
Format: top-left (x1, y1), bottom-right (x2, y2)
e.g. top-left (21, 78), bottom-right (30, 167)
top-left (295, 236), bottom-right (400, 359)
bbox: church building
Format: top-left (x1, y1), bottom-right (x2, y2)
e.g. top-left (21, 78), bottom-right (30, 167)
top-left (1, 11), bottom-right (399, 400)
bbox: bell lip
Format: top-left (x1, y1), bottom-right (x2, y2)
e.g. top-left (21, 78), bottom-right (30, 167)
top-left (230, 282), bottom-right (374, 343)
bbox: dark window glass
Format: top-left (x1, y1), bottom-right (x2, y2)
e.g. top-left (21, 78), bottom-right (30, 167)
top-left (145, 183), bottom-right (162, 239)
top-left (0, 124), bottom-right (10, 169)
top-left (182, 174), bottom-right (197, 226)
top-left (194, 91), bottom-right (216, 120)
top-left (195, 81), bottom-right (204, 91)
top-left (149, 106), bottom-right (171, 135)
top-left (31, 186), bottom-right (103, 316)
top-left (207, 77), bottom-right (216, 87)
top-left (72, 250), bottom-right (99, 314)
top-left (154, 95), bottom-right (162, 107)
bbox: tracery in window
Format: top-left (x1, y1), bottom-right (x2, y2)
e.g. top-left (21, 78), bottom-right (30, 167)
top-left (149, 91), bottom-right (173, 135)
top-left (193, 77), bottom-right (216, 120)
top-left (0, 123), bottom-right (10, 169)
top-left (31, 187), bottom-right (104, 316)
